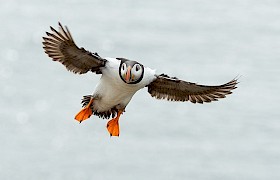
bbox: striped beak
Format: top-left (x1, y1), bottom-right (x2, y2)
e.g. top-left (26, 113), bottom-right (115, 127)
top-left (125, 66), bottom-right (131, 82)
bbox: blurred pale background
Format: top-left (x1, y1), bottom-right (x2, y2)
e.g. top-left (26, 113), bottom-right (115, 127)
top-left (1, 0), bottom-right (280, 179)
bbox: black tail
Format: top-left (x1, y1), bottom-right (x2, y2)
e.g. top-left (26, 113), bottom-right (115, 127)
top-left (81, 95), bottom-right (93, 108)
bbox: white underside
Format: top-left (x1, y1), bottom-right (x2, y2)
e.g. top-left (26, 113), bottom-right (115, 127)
top-left (92, 58), bottom-right (156, 112)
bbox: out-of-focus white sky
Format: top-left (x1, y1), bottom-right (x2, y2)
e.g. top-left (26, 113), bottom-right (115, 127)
top-left (1, 0), bottom-right (280, 179)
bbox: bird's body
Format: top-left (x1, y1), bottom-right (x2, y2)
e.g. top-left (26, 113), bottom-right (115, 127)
top-left (90, 57), bottom-right (156, 116)
top-left (42, 22), bottom-right (238, 136)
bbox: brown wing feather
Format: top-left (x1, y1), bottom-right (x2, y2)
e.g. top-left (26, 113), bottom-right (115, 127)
top-left (42, 22), bottom-right (106, 74)
top-left (147, 74), bottom-right (238, 104)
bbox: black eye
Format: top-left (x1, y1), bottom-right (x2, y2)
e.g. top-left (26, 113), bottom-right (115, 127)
top-left (122, 64), bottom-right (125, 70)
top-left (135, 65), bottom-right (140, 71)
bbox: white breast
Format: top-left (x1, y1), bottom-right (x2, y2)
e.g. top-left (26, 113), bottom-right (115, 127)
top-left (92, 58), bottom-right (156, 112)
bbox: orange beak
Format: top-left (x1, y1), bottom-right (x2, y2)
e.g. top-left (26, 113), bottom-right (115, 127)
top-left (125, 66), bottom-right (131, 82)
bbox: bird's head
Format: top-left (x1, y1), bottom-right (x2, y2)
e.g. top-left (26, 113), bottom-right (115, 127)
top-left (118, 58), bottom-right (144, 84)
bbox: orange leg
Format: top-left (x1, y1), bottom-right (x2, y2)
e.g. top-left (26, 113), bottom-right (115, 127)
top-left (107, 110), bottom-right (123, 137)
top-left (74, 98), bottom-right (94, 123)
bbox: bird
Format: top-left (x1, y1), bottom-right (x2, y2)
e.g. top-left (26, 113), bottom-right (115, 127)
top-left (42, 22), bottom-right (238, 137)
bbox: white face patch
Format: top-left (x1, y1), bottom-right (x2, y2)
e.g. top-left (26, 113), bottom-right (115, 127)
top-left (120, 63), bottom-right (127, 79)
top-left (130, 63), bottom-right (144, 82)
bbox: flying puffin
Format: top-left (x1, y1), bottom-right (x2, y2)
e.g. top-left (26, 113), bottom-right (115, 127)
top-left (42, 23), bottom-right (238, 136)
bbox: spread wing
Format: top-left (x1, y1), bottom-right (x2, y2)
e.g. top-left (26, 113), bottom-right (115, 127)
top-left (147, 74), bottom-right (238, 103)
top-left (42, 22), bottom-right (106, 74)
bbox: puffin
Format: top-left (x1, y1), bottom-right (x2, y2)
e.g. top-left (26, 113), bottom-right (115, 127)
top-left (42, 23), bottom-right (238, 136)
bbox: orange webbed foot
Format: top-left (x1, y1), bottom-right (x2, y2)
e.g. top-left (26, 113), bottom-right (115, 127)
top-left (107, 111), bottom-right (123, 137)
top-left (107, 118), bottom-right (119, 136)
top-left (75, 98), bottom-right (94, 123)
